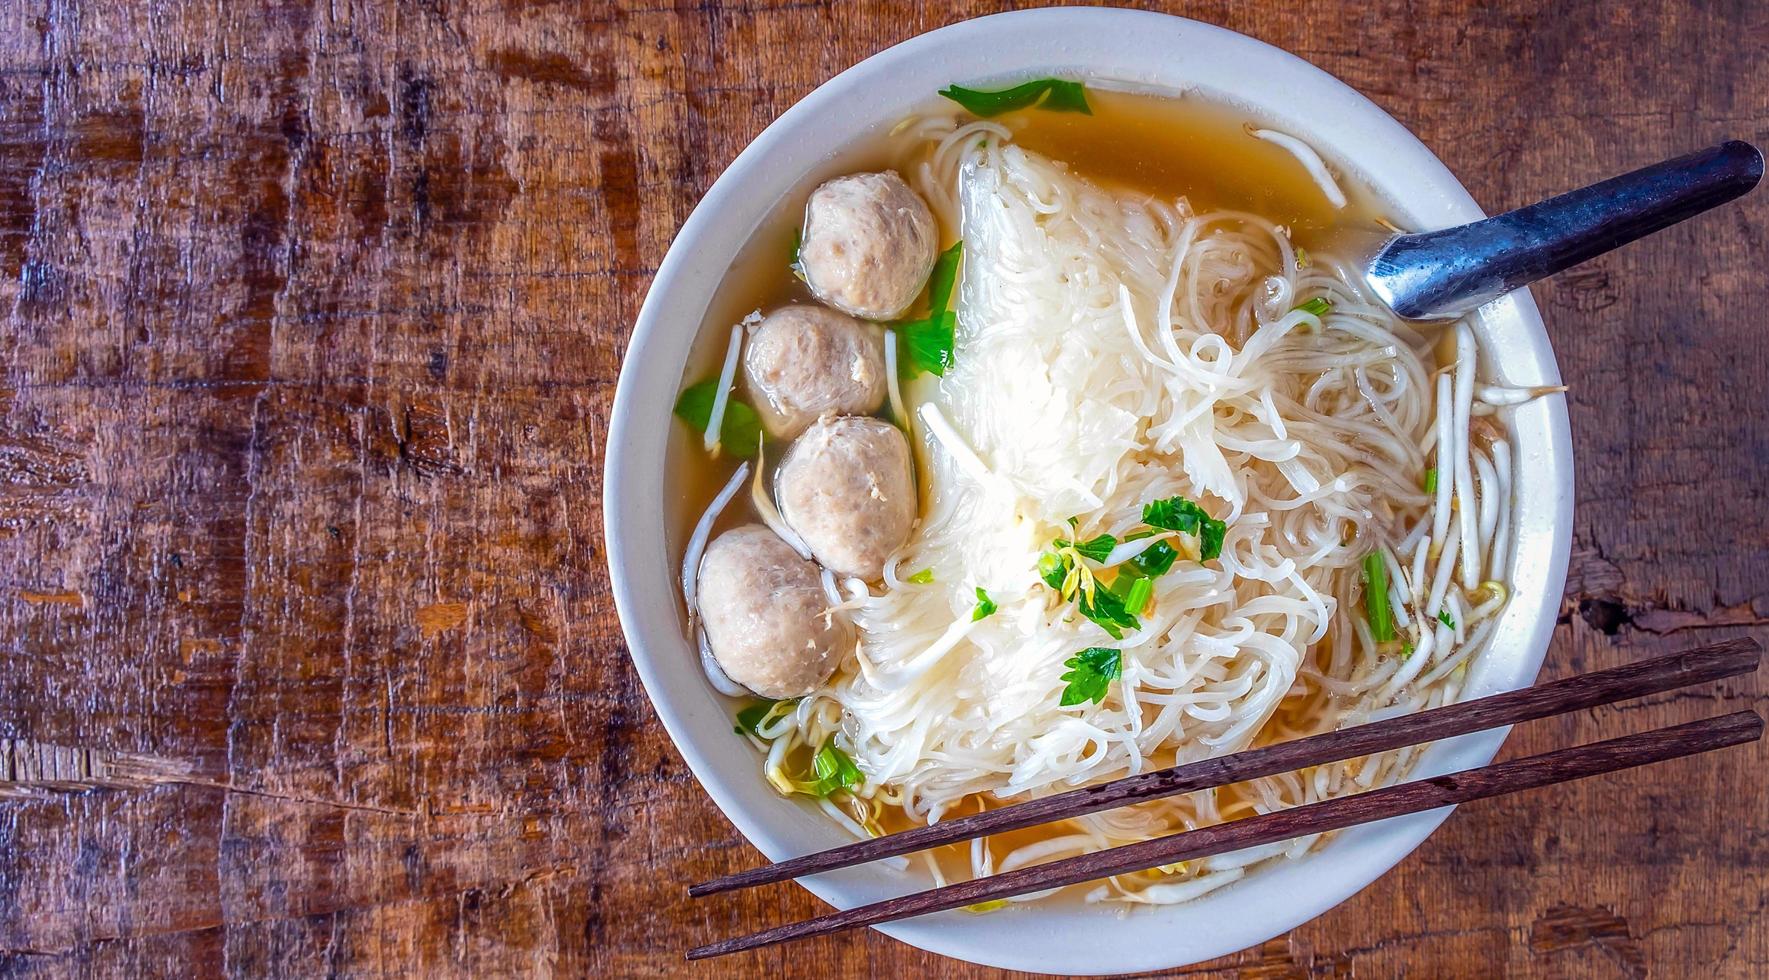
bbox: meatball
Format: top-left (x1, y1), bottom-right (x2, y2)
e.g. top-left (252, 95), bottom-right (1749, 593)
top-left (697, 524), bottom-right (848, 699)
top-left (777, 417), bottom-right (916, 581)
top-left (743, 305), bottom-right (886, 439)
top-left (799, 171), bottom-right (938, 320)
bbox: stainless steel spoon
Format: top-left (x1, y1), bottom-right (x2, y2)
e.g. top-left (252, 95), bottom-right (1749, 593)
top-left (1366, 140), bottom-right (1763, 320)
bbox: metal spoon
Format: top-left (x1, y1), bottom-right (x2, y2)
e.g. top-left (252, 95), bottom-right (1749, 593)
top-left (1367, 140), bottom-right (1763, 320)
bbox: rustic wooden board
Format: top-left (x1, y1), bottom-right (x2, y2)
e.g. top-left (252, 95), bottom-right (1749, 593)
top-left (0, 1), bottom-right (1763, 977)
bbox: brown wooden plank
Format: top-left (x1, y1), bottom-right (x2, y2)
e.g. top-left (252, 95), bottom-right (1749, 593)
top-left (1, 1), bottom-right (1764, 977)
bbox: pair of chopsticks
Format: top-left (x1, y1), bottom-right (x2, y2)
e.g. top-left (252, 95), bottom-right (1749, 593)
top-left (687, 637), bottom-right (1762, 960)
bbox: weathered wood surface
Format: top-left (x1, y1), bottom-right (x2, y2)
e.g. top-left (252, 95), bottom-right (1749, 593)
top-left (0, 1), bottom-right (1762, 976)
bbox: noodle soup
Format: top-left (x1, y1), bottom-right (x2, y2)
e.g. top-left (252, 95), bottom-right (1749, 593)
top-left (668, 84), bottom-right (1540, 907)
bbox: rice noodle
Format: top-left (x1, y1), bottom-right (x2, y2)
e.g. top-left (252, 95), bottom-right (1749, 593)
top-left (750, 449), bottom-right (813, 560)
top-left (883, 327), bottom-right (912, 439)
top-left (684, 461), bottom-right (752, 696)
top-left (682, 461), bottom-right (750, 628)
top-left (1251, 129), bottom-right (1348, 208)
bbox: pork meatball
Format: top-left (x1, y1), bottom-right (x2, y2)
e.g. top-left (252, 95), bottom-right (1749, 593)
top-left (777, 417), bottom-right (916, 581)
top-left (799, 171), bottom-right (938, 320)
top-left (743, 305), bottom-right (886, 439)
top-left (697, 524), bottom-right (848, 699)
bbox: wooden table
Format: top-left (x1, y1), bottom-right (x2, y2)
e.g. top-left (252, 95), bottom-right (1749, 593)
top-left (1, 2), bottom-right (1763, 976)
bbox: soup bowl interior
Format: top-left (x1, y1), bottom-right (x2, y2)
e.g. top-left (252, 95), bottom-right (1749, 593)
top-left (604, 8), bottom-right (1572, 974)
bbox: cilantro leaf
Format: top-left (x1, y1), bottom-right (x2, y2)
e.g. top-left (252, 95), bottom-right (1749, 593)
top-left (673, 379), bottom-right (762, 456)
top-left (1059, 647), bottom-right (1122, 706)
top-left (1055, 533), bottom-right (1117, 563)
top-left (971, 587), bottom-right (997, 621)
top-left (1077, 582), bottom-right (1139, 639)
top-left (1132, 539), bottom-right (1179, 577)
top-left (939, 78), bottom-right (1093, 118)
top-left (1437, 609), bottom-right (1457, 630)
top-left (1141, 496), bottom-right (1227, 561)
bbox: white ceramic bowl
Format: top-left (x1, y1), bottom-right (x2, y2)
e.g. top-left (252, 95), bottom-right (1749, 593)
top-left (604, 8), bottom-right (1572, 974)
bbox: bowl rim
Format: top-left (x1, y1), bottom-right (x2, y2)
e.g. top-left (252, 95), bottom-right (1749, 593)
top-left (604, 7), bottom-right (1573, 974)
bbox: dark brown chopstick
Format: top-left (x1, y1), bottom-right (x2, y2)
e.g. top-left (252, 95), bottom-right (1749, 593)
top-left (691, 637), bottom-right (1760, 897)
top-left (689, 710), bottom-right (1763, 960)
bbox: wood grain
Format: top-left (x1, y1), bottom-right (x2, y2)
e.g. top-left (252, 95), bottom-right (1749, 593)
top-left (0, 1), bottom-right (1764, 977)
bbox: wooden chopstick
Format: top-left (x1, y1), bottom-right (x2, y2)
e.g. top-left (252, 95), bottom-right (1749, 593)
top-left (689, 710), bottom-right (1763, 960)
top-left (690, 637), bottom-right (1760, 898)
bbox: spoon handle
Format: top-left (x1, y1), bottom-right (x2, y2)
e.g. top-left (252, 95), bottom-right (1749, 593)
top-left (1368, 140), bottom-right (1763, 320)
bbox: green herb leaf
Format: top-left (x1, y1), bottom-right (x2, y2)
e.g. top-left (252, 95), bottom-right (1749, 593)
top-left (1294, 296), bottom-right (1332, 318)
top-left (790, 227), bottom-right (806, 282)
top-left (1123, 577), bottom-right (1153, 616)
top-left (1077, 582), bottom-right (1139, 639)
top-left (1037, 551), bottom-right (1069, 590)
top-left (1059, 647), bottom-right (1122, 706)
top-left (1363, 551), bottom-right (1397, 643)
top-left (907, 567), bottom-right (935, 585)
top-left (673, 379), bottom-right (763, 456)
top-left (1295, 246), bottom-right (1311, 270)
top-left (1058, 533), bottom-right (1117, 563)
top-left (899, 310), bottom-right (956, 378)
top-left (1423, 468), bottom-right (1439, 494)
top-left (898, 243), bottom-right (964, 378)
top-left (1132, 539), bottom-right (1179, 577)
top-left (1141, 496), bottom-right (1227, 561)
top-left (1437, 609), bottom-right (1457, 630)
top-left (971, 587), bottom-right (998, 621)
top-left (811, 740), bottom-right (863, 796)
top-left (926, 241), bottom-right (962, 317)
top-left (939, 78), bottom-right (1093, 118)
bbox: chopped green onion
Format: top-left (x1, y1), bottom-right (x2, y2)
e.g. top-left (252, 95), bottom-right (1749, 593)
top-left (1423, 468), bottom-right (1439, 494)
top-left (1036, 552), bottom-right (1067, 590)
top-left (906, 567), bottom-right (935, 585)
top-left (789, 227), bottom-right (805, 281)
top-left (972, 587), bottom-right (998, 621)
top-left (1141, 496), bottom-right (1226, 561)
top-left (810, 740), bottom-right (863, 796)
top-left (964, 899), bottom-right (1009, 914)
top-left (1059, 647), bottom-right (1122, 706)
top-left (898, 242), bottom-right (964, 378)
top-left (734, 698), bottom-right (787, 737)
top-left (673, 379), bottom-right (762, 456)
top-left (938, 78), bottom-right (1092, 118)
top-left (1363, 551), bottom-right (1396, 643)
top-left (1295, 246), bottom-right (1311, 269)
top-left (1294, 296), bottom-right (1332, 318)
top-left (1437, 609), bottom-right (1457, 630)
top-left (1123, 577), bottom-right (1153, 616)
